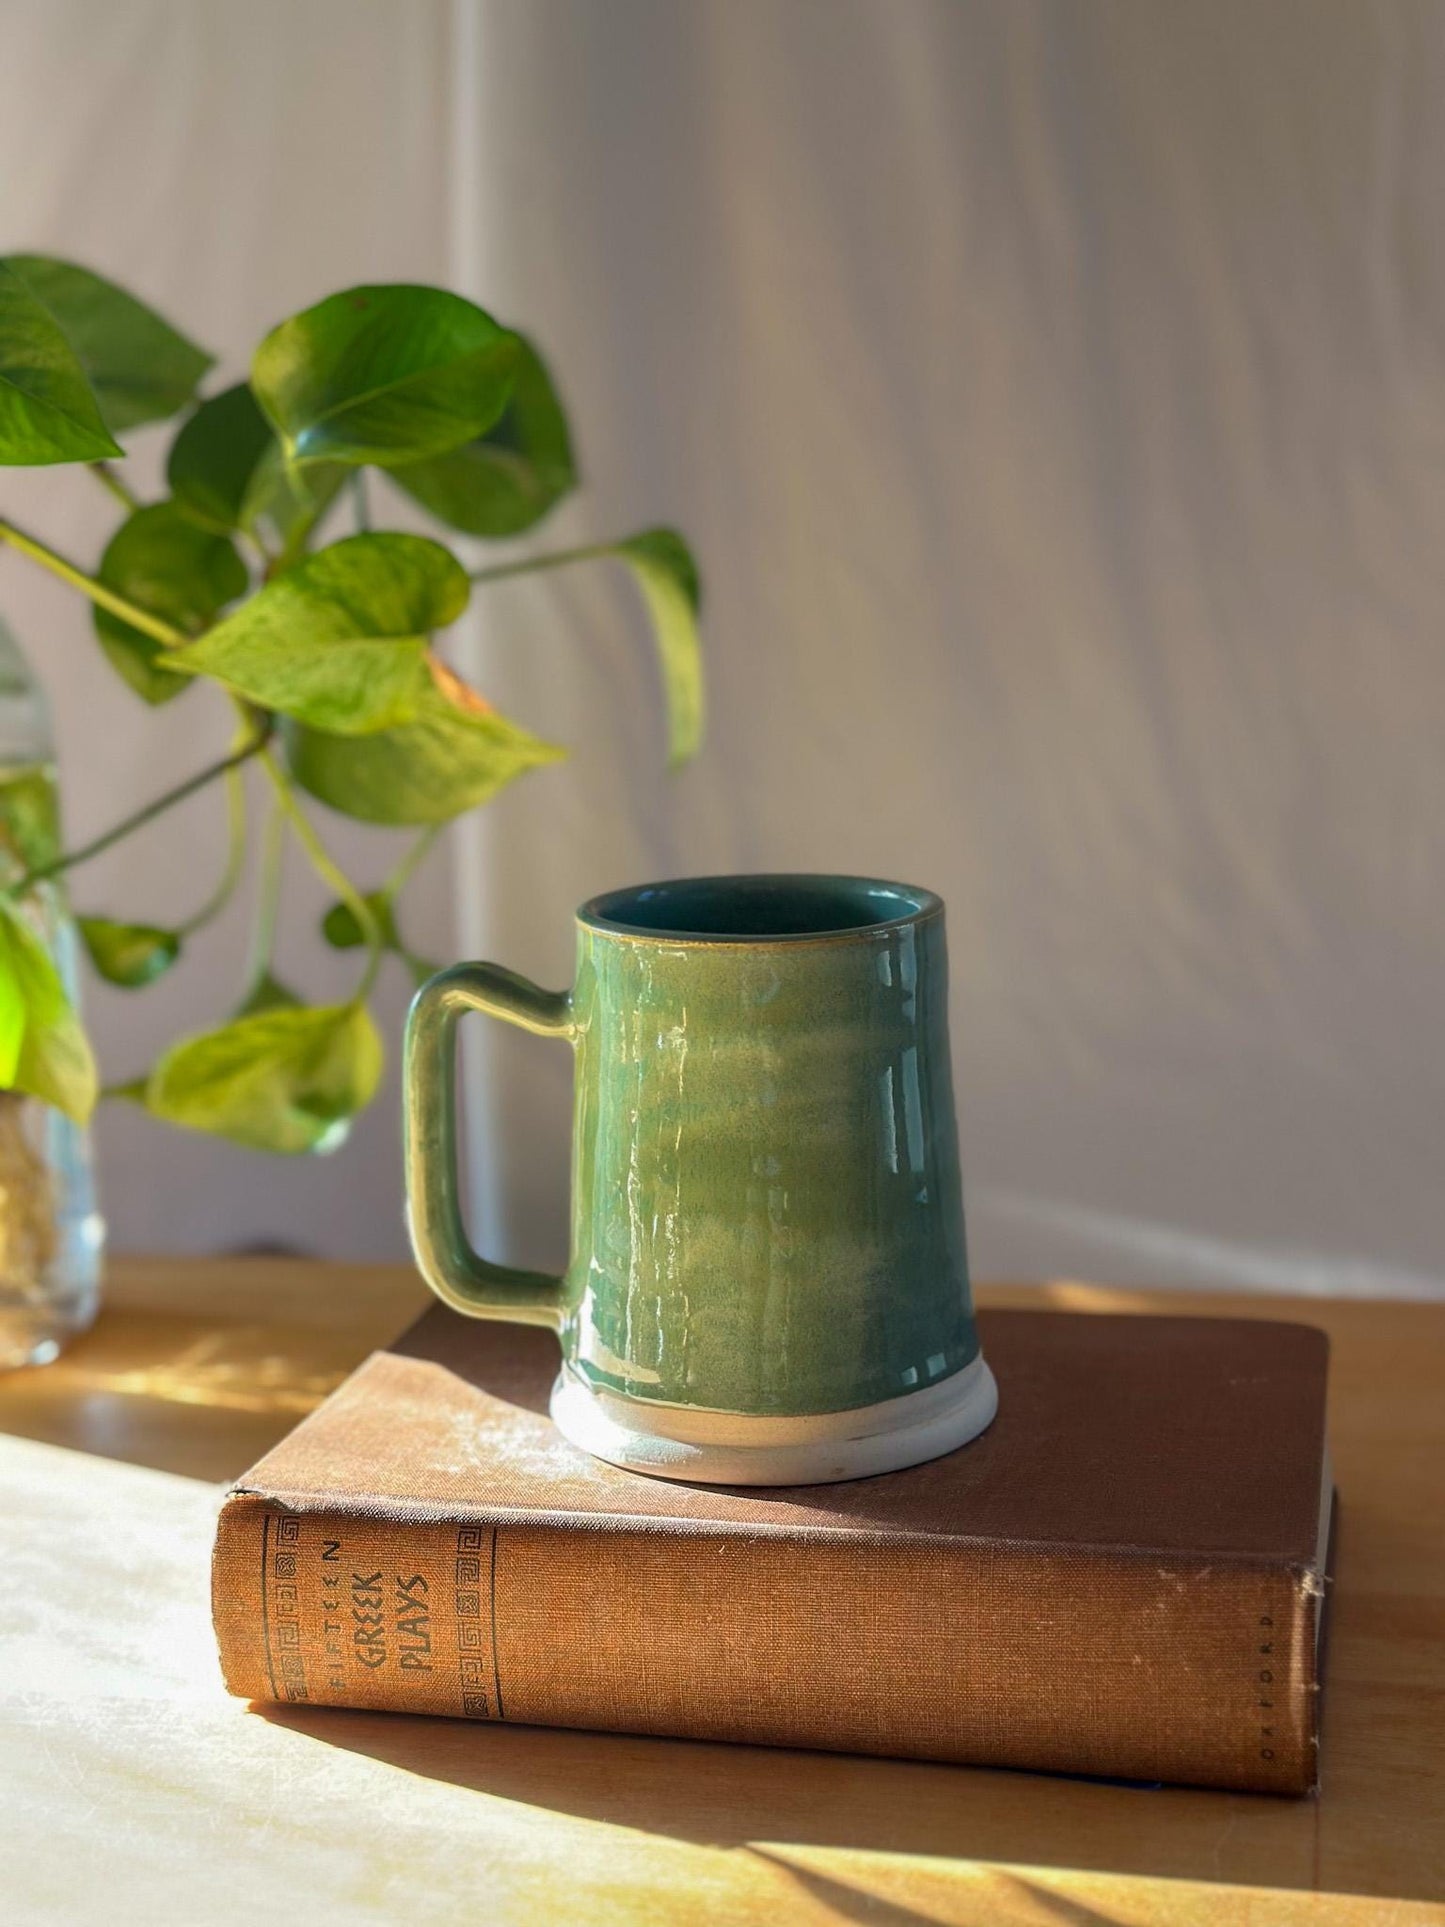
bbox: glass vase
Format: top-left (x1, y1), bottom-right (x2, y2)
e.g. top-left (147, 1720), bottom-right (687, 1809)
top-left (0, 622), bottom-right (104, 1369)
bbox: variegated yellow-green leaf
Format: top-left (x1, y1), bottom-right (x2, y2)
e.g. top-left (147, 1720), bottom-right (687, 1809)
top-left (78, 916), bottom-right (181, 988)
top-left (0, 899), bottom-right (98, 1121)
top-left (613, 528), bottom-right (703, 767)
top-left (0, 936), bottom-right (23, 1085)
top-left (166, 532), bottom-right (469, 733)
top-left (0, 730), bottom-right (62, 876)
top-left (285, 659), bottom-right (562, 824)
top-left (143, 1000), bottom-right (382, 1154)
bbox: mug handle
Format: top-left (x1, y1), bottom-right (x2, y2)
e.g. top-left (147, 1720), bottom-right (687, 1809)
top-left (403, 961), bottom-right (574, 1329)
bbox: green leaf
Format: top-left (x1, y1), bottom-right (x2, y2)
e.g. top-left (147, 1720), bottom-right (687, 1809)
top-left (251, 284), bottom-right (520, 468)
top-left (0, 763), bottom-right (61, 877)
top-left (166, 531), bottom-right (468, 733)
top-left (285, 659), bottom-right (563, 824)
top-left (0, 899), bottom-right (97, 1121)
top-left (167, 383), bottom-right (275, 533)
top-left (614, 529), bottom-right (704, 767)
top-left (4, 255), bottom-right (212, 434)
top-left (0, 260), bottom-right (120, 464)
top-left (78, 916), bottom-right (181, 988)
top-left (167, 382), bottom-right (345, 552)
top-left (320, 892), bottom-right (438, 988)
top-left (388, 337), bottom-right (575, 536)
top-left (92, 502), bottom-right (248, 703)
top-left (143, 1000), bottom-right (382, 1154)
top-left (321, 890), bottom-right (397, 952)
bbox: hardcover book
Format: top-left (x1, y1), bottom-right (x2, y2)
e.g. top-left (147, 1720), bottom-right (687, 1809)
top-left (213, 1305), bottom-right (1334, 1794)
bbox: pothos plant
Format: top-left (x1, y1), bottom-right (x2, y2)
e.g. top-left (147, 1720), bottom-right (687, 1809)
top-left (0, 258), bottom-right (701, 1153)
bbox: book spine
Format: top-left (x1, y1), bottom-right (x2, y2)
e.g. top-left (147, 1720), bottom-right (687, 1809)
top-left (212, 1492), bottom-right (1319, 1794)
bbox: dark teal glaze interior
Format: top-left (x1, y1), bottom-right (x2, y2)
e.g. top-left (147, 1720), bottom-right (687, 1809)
top-left (581, 873), bottom-right (941, 941)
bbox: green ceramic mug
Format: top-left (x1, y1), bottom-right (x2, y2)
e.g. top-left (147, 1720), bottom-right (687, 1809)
top-left (403, 875), bottom-right (997, 1484)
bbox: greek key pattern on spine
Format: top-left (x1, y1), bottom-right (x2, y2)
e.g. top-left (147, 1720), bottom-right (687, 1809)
top-left (453, 1525), bottom-right (504, 1719)
top-left (263, 1511), bottom-right (310, 1703)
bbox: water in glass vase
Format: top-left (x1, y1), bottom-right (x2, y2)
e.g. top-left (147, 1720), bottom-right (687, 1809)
top-left (0, 623), bottom-right (103, 1368)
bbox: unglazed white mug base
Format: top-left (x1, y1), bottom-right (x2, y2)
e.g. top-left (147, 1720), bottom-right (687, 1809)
top-left (548, 1351), bottom-right (999, 1486)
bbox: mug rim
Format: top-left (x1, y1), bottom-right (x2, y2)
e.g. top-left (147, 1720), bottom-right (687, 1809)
top-left (577, 872), bottom-right (944, 945)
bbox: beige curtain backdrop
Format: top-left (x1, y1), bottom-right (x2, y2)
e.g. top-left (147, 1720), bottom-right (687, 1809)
top-left (0, 1), bottom-right (1439, 1298)
top-left (455, 0), bottom-right (1445, 1299)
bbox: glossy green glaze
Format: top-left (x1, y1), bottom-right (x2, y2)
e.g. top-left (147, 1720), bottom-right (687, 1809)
top-left (404, 875), bottom-right (981, 1418)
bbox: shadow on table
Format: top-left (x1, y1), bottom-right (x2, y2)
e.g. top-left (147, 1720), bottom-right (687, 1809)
top-left (257, 1701), bottom-right (1321, 1898)
top-left (746, 1854), bottom-right (1127, 1926)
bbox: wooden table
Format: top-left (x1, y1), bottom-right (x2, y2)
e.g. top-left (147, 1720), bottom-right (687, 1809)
top-left (2, 1259), bottom-right (1442, 1925)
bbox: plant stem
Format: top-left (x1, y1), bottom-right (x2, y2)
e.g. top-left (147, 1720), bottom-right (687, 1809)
top-left (368, 827), bottom-right (442, 991)
top-left (383, 824), bottom-right (439, 900)
top-left (0, 517), bottom-right (183, 648)
top-left (267, 477), bottom-right (345, 579)
top-left (99, 1077), bottom-right (147, 1103)
top-left (89, 462), bottom-right (141, 512)
top-left (268, 507), bottom-right (322, 580)
top-left (468, 542), bottom-right (613, 586)
top-left (6, 727), bottom-right (271, 897)
top-left (176, 755), bottom-right (248, 937)
top-left (351, 471), bottom-right (370, 533)
top-left (242, 794), bottom-right (287, 995)
top-left (257, 746), bottom-right (383, 992)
